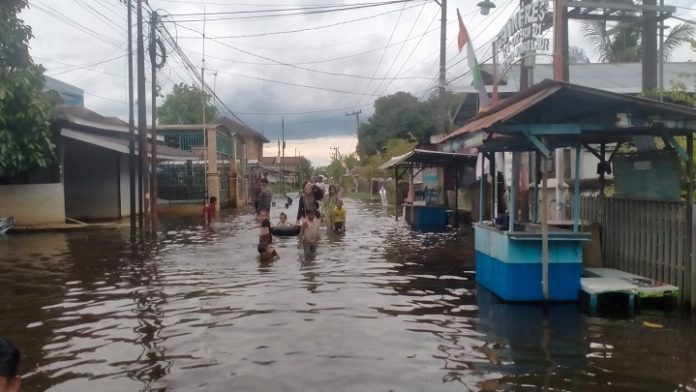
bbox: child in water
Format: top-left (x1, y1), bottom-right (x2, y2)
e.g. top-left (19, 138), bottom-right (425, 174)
top-left (257, 218), bottom-right (278, 260)
top-left (259, 218), bottom-right (273, 245)
top-left (256, 209), bottom-right (269, 223)
top-left (277, 212), bottom-right (292, 227)
top-left (333, 199), bottom-right (346, 233)
top-left (257, 242), bottom-right (278, 262)
top-left (298, 210), bottom-right (320, 259)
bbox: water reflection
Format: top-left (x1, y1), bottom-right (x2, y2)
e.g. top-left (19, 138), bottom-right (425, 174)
top-left (0, 199), bottom-right (694, 391)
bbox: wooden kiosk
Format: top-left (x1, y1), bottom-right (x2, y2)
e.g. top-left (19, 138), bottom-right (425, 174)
top-left (441, 79), bottom-right (696, 302)
top-left (379, 149), bottom-right (476, 231)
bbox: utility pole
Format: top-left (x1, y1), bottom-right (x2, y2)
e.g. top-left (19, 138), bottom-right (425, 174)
top-left (346, 110), bottom-right (361, 137)
top-left (126, 0), bottom-right (136, 236)
top-left (439, 0), bottom-right (448, 133)
top-left (281, 116), bottom-right (285, 195)
top-left (136, 0), bottom-right (149, 232)
top-left (642, 0), bottom-right (658, 93)
top-left (149, 11), bottom-right (159, 232)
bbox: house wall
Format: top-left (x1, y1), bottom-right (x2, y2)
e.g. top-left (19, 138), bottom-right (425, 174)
top-left (118, 154), bottom-right (140, 216)
top-left (64, 142), bottom-right (121, 220)
top-left (0, 183), bottom-right (66, 225)
top-left (245, 137), bottom-right (264, 161)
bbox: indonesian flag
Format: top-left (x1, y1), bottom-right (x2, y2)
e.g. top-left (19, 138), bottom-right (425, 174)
top-left (457, 9), bottom-right (491, 108)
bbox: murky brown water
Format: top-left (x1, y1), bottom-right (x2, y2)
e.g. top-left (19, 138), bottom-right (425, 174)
top-left (1, 198), bottom-right (695, 391)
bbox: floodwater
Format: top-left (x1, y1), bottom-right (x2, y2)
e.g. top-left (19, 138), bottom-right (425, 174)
top-left (1, 198), bottom-right (695, 391)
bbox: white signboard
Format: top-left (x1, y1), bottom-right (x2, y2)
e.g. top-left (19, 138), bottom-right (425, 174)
top-left (495, 0), bottom-right (553, 74)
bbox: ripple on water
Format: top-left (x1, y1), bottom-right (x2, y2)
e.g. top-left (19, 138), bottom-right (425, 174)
top-left (0, 199), bottom-right (694, 391)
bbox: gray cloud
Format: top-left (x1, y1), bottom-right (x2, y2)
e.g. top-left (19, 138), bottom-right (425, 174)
top-left (23, 0), bottom-right (696, 147)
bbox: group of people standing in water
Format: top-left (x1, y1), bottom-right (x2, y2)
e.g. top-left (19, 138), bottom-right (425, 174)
top-left (255, 179), bottom-right (347, 262)
top-left (202, 177), bottom-right (348, 262)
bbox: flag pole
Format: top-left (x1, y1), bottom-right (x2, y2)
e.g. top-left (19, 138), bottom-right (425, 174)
top-left (492, 41), bottom-right (499, 105)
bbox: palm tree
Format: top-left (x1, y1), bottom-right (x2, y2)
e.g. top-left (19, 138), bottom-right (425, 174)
top-left (569, 46), bottom-right (591, 64)
top-left (583, 18), bottom-right (695, 63)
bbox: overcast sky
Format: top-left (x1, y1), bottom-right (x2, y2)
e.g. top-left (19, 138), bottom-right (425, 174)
top-left (21, 0), bottom-right (696, 166)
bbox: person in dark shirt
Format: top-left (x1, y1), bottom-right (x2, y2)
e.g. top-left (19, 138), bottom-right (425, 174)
top-left (0, 337), bottom-right (21, 392)
top-left (257, 178), bottom-right (272, 218)
top-left (296, 181), bottom-right (324, 223)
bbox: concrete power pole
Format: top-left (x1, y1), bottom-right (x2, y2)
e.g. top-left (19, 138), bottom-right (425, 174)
top-left (126, 0), bottom-right (136, 236)
top-left (642, 0), bottom-right (658, 92)
top-left (136, 0), bottom-right (149, 231)
top-left (346, 110), bottom-right (361, 138)
top-left (439, 0), bottom-right (448, 133)
top-left (149, 11), bottom-right (159, 232)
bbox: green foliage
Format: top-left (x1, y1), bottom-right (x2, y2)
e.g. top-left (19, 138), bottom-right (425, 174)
top-left (356, 92), bottom-right (437, 158)
top-left (583, 19), bottom-right (695, 63)
top-left (568, 46), bottom-right (590, 64)
top-left (0, 0), bottom-right (56, 176)
top-left (363, 138), bottom-right (416, 180)
top-left (158, 83), bottom-right (218, 124)
top-left (644, 79), bottom-right (696, 200)
top-left (297, 156), bottom-right (313, 185)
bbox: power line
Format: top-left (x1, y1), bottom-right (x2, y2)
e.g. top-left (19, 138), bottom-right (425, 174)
top-left (180, 23), bottom-right (435, 81)
top-left (169, 3), bottom-right (426, 40)
top-left (74, 0), bottom-right (126, 36)
top-left (214, 69), bottom-right (385, 96)
top-left (368, 1), bottom-right (429, 96)
top-left (31, 0), bottom-right (123, 47)
top-left (159, 23), bottom-right (248, 126)
top-left (353, 0), bottom-right (409, 108)
top-left (164, 0), bottom-right (428, 22)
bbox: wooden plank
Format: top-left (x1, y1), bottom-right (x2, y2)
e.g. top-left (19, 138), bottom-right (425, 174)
top-left (665, 205), bottom-right (681, 283)
top-left (628, 199), bottom-right (636, 274)
top-left (677, 203), bottom-right (685, 297)
top-left (653, 201), bottom-right (661, 283)
top-left (624, 199), bottom-right (631, 273)
top-left (650, 201), bottom-right (656, 282)
top-left (639, 201), bottom-right (647, 278)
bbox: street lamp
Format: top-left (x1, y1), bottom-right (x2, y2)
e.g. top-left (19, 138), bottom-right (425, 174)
top-left (477, 0), bottom-right (495, 15)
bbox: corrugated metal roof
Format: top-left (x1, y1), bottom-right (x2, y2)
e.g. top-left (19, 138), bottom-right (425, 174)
top-left (61, 128), bottom-right (197, 161)
top-left (379, 149), bottom-right (476, 170)
top-left (443, 79), bottom-right (696, 143)
top-left (218, 116), bottom-right (269, 143)
top-left (447, 84), bottom-right (562, 140)
top-left (57, 106), bottom-right (128, 129)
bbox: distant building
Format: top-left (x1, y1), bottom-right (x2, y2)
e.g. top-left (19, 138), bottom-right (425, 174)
top-left (218, 116), bottom-right (269, 161)
top-left (0, 105), bottom-right (195, 225)
top-left (158, 123), bottom-right (246, 209)
top-left (260, 156), bottom-right (305, 185)
top-left (44, 75), bottom-right (84, 107)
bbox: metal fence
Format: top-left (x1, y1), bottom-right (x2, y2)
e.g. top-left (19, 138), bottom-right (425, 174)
top-left (158, 162), bottom-right (205, 203)
top-left (581, 196), bottom-right (692, 302)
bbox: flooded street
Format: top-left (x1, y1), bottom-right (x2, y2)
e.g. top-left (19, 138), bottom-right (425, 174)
top-left (1, 197), bottom-right (695, 391)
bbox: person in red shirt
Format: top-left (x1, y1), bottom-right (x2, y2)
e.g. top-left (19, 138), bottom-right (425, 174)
top-left (203, 196), bottom-right (217, 225)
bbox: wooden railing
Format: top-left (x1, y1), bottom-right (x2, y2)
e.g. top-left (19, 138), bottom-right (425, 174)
top-left (581, 196), bottom-right (692, 302)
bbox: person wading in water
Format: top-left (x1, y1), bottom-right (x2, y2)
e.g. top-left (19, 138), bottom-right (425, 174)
top-left (296, 181), bottom-right (323, 224)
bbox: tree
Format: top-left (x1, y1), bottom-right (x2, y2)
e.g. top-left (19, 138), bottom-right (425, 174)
top-left (356, 92), bottom-right (436, 159)
top-left (296, 156), bottom-right (313, 186)
top-left (0, 0), bottom-right (55, 176)
top-left (158, 83), bottom-right (218, 124)
top-left (363, 138), bottom-right (416, 180)
top-left (569, 46), bottom-right (591, 64)
top-left (583, 19), bottom-right (695, 63)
